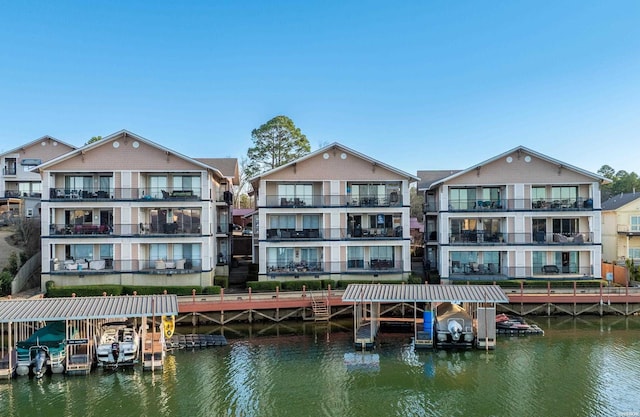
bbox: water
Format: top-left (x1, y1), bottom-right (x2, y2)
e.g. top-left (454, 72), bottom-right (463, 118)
top-left (2, 316), bottom-right (640, 417)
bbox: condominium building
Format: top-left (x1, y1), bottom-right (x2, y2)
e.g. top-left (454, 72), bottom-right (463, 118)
top-left (601, 192), bottom-right (640, 264)
top-left (38, 130), bottom-right (238, 291)
top-left (418, 146), bottom-right (609, 281)
top-left (1, 136), bottom-right (76, 218)
top-left (249, 143), bottom-right (419, 282)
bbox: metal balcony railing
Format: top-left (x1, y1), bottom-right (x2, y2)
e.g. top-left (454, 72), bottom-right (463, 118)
top-left (263, 194), bottom-right (404, 208)
top-left (48, 223), bottom-right (202, 236)
top-left (449, 264), bottom-right (594, 278)
top-left (48, 187), bottom-right (202, 201)
top-left (447, 197), bottom-right (594, 212)
top-left (263, 227), bottom-right (404, 241)
top-left (265, 260), bottom-right (405, 275)
top-left (449, 231), bottom-right (594, 245)
top-left (50, 258), bottom-right (203, 273)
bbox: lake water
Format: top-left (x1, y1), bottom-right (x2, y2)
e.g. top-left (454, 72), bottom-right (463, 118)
top-left (2, 316), bottom-right (640, 417)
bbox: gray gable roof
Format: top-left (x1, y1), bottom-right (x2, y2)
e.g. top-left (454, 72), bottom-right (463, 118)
top-left (602, 192), bottom-right (640, 210)
top-left (195, 158), bottom-right (240, 185)
top-left (417, 170), bottom-right (462, 191)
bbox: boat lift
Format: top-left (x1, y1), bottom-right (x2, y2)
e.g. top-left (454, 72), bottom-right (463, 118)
top-left (342, 284), bottom-right (509, 350)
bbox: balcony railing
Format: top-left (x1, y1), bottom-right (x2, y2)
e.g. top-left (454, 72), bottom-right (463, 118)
top-left (50, 258), bottom-right (203, 273)
top-left (263, 194), bottom-right (404, 208)
top-left (48, 187), bottom-right (202, 201)
top-left (449, 264), bottom-right (594, 278)
top-left (48, 223), bottom-right (202, 236)
top-left (264, 227), bottom-right (404, 241)
top-left (266, 260), bottom-right (404, 275)
top-left (447, 197), bottom-right (594, 212)
top-left (449, 232), bottom-right (593, 245)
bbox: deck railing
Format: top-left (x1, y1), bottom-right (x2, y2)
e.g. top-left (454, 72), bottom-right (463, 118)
top-left (449, 231), bottom-right (594, 245)
top-left (48, 223), bottom-right (202, 236)
top-left (50, 258), bottom-right (203, 273)
top-left (263, 194), bottom-right (404, 208)
top-left (447, 197), bottom-right (594, 212)
top-left (264, 227), bottom-right (404, 241)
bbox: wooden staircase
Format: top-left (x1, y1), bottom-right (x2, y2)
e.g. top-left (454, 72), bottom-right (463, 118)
top-left (310, 291), bottom-right (330, 321)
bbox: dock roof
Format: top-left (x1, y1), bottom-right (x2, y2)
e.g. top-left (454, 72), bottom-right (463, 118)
top-left (0, 295), bottom-right (178, 323)
top-left (342, 284), bottom-right (509, 303)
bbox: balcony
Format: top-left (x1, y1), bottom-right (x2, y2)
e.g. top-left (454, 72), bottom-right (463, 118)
top-left (50, 258), bottom-right (203, 274)
top-left (265, 260), bottom-right (404, 276)
top-left (617, 225), bottom-right (640, 237)
top-left (48, 187), bottom-right (202, 201)
top-left (48, 223), bottom-right (201, 237)
top-left (263, 193), bottom-right (403, 208)
top-left (447, 197), bottom-right (594, 212)
top-left (449, 231), bottom-right (593, 245)
top-left (448, 264), bottom-right (594, 280)
top-left (264, 227), bottom-right (404, 241)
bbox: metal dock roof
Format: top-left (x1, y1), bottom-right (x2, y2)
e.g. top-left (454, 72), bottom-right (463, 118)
top-left (0, 295), bottom-right (179, 323)
top-left (342, 284), bottom-right (509, 303)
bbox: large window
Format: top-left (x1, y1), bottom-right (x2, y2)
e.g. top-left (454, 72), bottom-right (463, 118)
top-left (532, 186), bottom-right (546, 201)
top-left (173, 244), bottom-right (200, 263)
top-left (449, 188), bottom-right (476, 210)
top-left (267, 247), bottom-right (294, 267)
top-left (631, 216), bottom-right (640, 232)
top-left (148, 176), bottom-right (167, 199)
top-left (278, 184), bottom-right (312, 206)
top-left (302, 215), bottom-right (320, 230)
top-left (532, 251), bottom-right (546, 273)
top-left (551, 186), bottom-right (577, 201)
top-left (629, 248), bottom-right (640, 259)
top-left (150, 244), bottom-right (168, 261)
top-left (173, 175), bottom-right (201, 194)
top-left (553, 218), bottom-right (578, 236)
top-left (65, 176), bottom-right (92, 192)
top-left (269, 215), bottom-right (295, 230)
top-left (66, 244), bottom-right (93, 261)
top-left (347, 246), bottom-right (364, 268)
top-left (370, 246), bottom-right (393, 267)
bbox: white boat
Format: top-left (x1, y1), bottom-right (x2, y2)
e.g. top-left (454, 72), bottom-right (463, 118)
top-left (434, 302), bottom-right (475, 349)
top-left (95, 321), bottom-right (140, 368)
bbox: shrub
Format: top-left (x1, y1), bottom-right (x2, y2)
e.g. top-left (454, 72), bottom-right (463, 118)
top-left (281, 280), bottom-right (322, 291)
top-left (247, 281), bottom-right (280, 291)
top-left (214, 276), bottom-right (228, 288)
top-left (46, 285), bottom-right (124, 297)
top-left (203, 286), bottom-right (221, 295)
top-left (122, 286), bottom-right (202, 296)
top-left (0, 271), bottom-right (12, 296)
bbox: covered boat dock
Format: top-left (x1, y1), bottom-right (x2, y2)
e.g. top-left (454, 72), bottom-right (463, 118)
top-left (0, 294), bottom-right (178, 379)
top-left (342, 284), bottom-right (509, 350)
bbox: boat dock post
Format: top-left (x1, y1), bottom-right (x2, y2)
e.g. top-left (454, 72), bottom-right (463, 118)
top-left (0, 322), bottom-right (15, 379)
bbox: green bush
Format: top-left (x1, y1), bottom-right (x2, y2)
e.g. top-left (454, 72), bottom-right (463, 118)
top-left (281, 280), bottom-right (322, 291)
top-left (247, 281), bottom-right (280, 291)
top-left (203, 286), bottom-right (221, 295)
top-left (214, 276), bottom-right (228, 288)
top-left (122, 286), bottom-right (202, 296)
top-left (46, 285), bottom-right (124, 297)
top-left (0, 271), bottom-right (13, 296)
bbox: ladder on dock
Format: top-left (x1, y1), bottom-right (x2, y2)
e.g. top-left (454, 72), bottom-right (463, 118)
top-left (310, 291), bottom-right (330, 321)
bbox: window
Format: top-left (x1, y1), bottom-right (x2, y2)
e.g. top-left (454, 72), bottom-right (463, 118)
top-left (449, 188), bottom-right (476, 210)
top-left (631, 216), bottom-right (640, 232)
top-left (278, 184), bottom-right (313, 205)
top-left (370, 246), bottom-right (394, 269)
top-left (300, 248), bottom-right (320, 268)
top-left (553, 218), bottom-right (578, 236)
top-left (532, 186), bottom-right (546, 201)
top-left (302, 215), bottom-right (320, 229)
top-left (150, 244), bottom-right (168, 261)
top-left (173, 175), bottom-right (201, 195)
top-left (347, 246), bottom-right (364, 268)
top-left (629, 248), bottom-right (640, 259)
top-left (99, 244), bottom-right (113, 259)
top-left (66, 244), bottom-right (93, 261)
top-left (268, 247), bottom-right (294, 267)
top-left (269, 215), bottom-right (295, 230)
top-left (551, 186), bottom-right (577, 201)
top-left (65, 176), bottom-right (92, 192)
top-left (148, 176), bottom-right (167, 199)
top-left (174, 243), bottom-right (200, 263)
top-left (555, 251), bottom-right (577, 273)
top-left (532, 251), bottom-right (546, 273)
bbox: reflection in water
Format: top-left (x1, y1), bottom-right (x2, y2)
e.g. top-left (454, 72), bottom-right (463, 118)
top-left (1, 317), bottom-right (640, 416)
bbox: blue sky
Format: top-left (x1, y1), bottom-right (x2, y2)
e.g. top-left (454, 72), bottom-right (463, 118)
top-left (1, 1), bottom-right (639, 176)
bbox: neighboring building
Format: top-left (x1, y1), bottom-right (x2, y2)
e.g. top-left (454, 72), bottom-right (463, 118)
top-left (417, 146), bottom-right (609, 281)
top-left (248, 143), bottom-right (420, 282)
top-left (601, 192), bottom-right (640, 264)
top-left (1, 136), bottom-right (76, 218)
top-left (37, 130), bottom-right (237, 291)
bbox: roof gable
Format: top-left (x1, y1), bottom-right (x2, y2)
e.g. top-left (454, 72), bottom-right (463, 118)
top-left (602, 192), bottom-right (640, 211)
top-left (424, 146), bottom-right (608, 189)
top-left (250, 142), bottom-right (420, 184)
